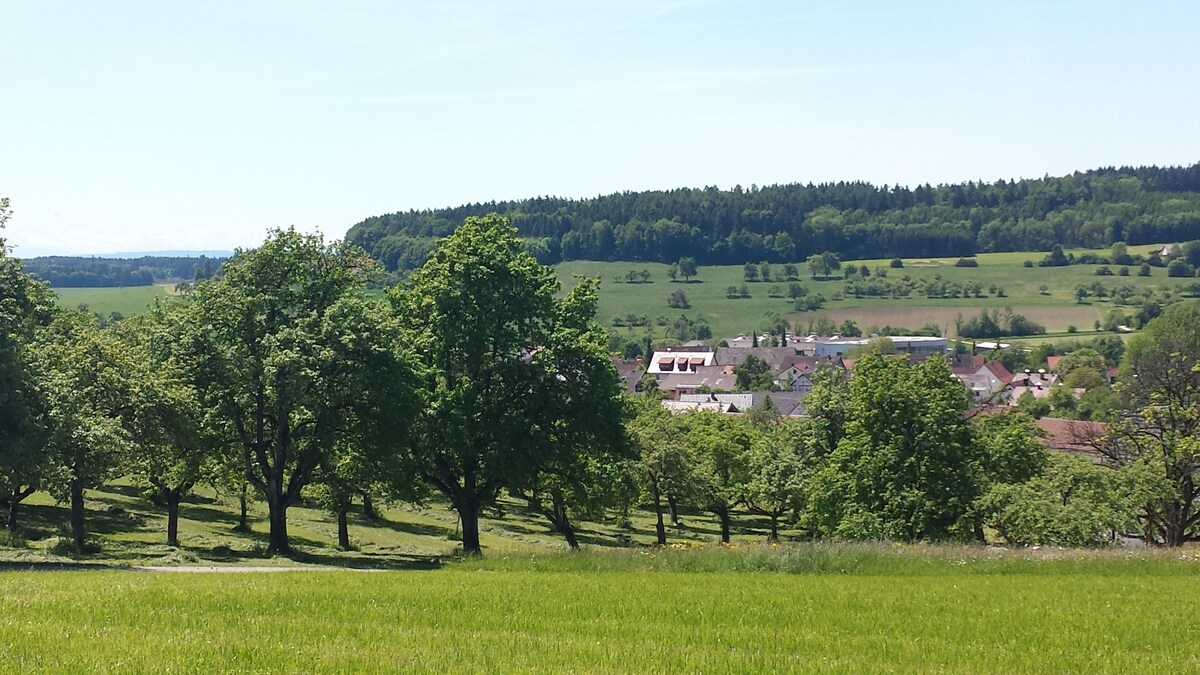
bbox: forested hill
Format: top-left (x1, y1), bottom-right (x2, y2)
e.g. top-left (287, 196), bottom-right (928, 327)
top-left (21, 255), bottom-right (226, 288)
top-left (347, 163), bottom-right (1200, 271)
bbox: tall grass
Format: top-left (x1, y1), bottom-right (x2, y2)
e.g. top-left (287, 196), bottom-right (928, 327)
top-left (452, 540), bottom-right (1200, 577)
top-left (2, 566), bottom-right (1199, 672)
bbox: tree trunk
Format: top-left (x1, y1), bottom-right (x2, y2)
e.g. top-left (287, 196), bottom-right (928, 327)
top-left (650, 480), bottom-right (667, 545)
top-left (1167, 516), bottom-right (1187, 547)
top-left (5, 485), bottom-right (35, 533)
top-left (456, 497), bottom-right (482, 555)
top-left (337, 508), bottom-right (350, 550)
top-left (6, 496), bottom-right (18, 533)
top-left (70, 475), bottom-right (86, 552)
top-left (716, 507), bottom-right (731, 543)
top-left (165, 490), bottom-right (181, 547)
top-left (768, 515), bottom-right (779, 542)
top-left (551, 491), bottom-right (579, 550)
top-left (235, 478), bottom-right (249, 532)
top-left (362, 493), bottom-right (377, 520)
top-left (264, 478), bottom-right (289, 554)
top-left (667, 493), bottom-right (681, 526)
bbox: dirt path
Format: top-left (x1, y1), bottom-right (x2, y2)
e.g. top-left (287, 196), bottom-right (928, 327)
top-left (132, 565), bottom-right (379, 572)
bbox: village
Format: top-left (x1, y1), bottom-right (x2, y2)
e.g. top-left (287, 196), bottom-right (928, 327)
top-left (617, 331), bottom-right (1114, 458)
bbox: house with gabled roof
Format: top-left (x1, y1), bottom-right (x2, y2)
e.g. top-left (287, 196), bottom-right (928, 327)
top-left (949, 354), bottom-right (1013, 402)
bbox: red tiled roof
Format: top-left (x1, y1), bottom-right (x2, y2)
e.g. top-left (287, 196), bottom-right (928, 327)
top-left (1046, 355), bottom-right (1063, 371)
top-left (1036, 417), bottom-right (1107, 454)
top-left (983, 360), bottom-right (1013, 384)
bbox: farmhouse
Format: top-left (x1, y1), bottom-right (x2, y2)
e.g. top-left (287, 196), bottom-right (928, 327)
top-left (949, 355), bottom-right (1013, 401)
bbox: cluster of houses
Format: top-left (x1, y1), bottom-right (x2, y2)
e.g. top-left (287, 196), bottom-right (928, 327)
top-left (613, 331), bottom-right (1112, 460)
top-left (612, 331), bottom-right (1117, 461)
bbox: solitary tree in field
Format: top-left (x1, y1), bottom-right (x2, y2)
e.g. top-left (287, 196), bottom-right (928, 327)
top-left (394, 214), bottom-right (627, 555)
top-left (806, 354), bottom-right (976, 540)
top-left (676, 257), bottom-right (698, 283)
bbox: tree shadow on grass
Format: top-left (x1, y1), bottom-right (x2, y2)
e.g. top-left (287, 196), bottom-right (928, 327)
top-left (286, 548), bottom-right (444, 571)
top-left (358, 514), bottom-right (449, 539)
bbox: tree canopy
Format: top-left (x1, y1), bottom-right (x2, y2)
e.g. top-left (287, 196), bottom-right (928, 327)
top-left (392, 214), bottom-right (628, 554)
top-left (348, 164), bottom-right (1200, 270)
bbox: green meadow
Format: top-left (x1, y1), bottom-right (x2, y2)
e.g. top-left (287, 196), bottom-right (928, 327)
top-left (43, 243), bottom-right (1195, 341)
top-left (3, 557), bottom-right (1199, 672)
top-left (4, 422), bottom-right (1199, 672)
top-left (52, 284), bottom-right (175, 316)
top-left (558, 243), bottom-right (1193, 340)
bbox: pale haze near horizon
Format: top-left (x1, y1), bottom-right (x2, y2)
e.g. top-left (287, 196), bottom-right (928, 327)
top-left (2, 1), bottom-right (1197, 257)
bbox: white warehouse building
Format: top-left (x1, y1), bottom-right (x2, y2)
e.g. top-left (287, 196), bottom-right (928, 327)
top-left (812, 335), bottom-right (948, 358)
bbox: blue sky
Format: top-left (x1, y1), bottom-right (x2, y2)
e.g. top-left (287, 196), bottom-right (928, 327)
top-left (2, 1), bottom-right (1197, 256)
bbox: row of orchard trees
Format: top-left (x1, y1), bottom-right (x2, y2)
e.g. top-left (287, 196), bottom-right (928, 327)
top-left (628, 306), bottom-right (1200, 547)
top-left (3, 202), bottom-right (1197, 553)
top-left (1, 212), bottom-right (629, 555)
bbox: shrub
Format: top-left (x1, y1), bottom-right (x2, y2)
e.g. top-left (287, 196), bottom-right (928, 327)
top-left (1138, 263), bottom-right (1152, 276)
top-left (1167, 259), bottom-right (1196, 277)
top-left (1023, 260), bottom-right (1034, 268)
top-left (954, 257), bottom-right (978, 267)
top-left (1095, 266), bottom-right (1113, 276)
top-left (667, 289), bottom-right (690, 309)
top-left (43, 537), bottom-right (77, 556)
top-left (0, 530), bottom-right (26, 549)
top-left (890, 257), bottom-right (904, 268)
top-left (1118, 266), bottom-right (1130, 276)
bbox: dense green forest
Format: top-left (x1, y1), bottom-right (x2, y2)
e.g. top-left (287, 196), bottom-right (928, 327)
top-left (347, 164), bottom-right (1200, 270)
top-left (20, 255), bottom-right (226, 288)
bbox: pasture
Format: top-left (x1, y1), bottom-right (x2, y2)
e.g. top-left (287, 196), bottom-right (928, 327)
top-left (42, 243), bottom-right (1195, 341)
top-left (558, 243), bottom-right (1195, 339)
top-left (51, 284), bottom-right (175, 317)
top-left (4, 466), bottom-right (1199, 671)
top-left (2, 555), bottom-right (1199, 672)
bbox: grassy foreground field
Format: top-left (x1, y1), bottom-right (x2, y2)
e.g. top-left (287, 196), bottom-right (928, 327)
top-left (5, 481), bottom-right (1200, 671)
top-left (3, 555), bottom-right (1199, 672)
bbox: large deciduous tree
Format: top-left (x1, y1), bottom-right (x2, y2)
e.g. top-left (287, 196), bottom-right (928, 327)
top-left (112, 304), bottom-right (212, 547)
top-left (806, 354), bottom-right (976, 540)
top-left (629, 398), bottom-right (695, 545)
top-left (1099, 302), bottom-right (1200, 545)
top-left (189, 228), bottom-right (412, 554)
top-left (744, 419), bottom-right (810, 541)
top-left (34, 311), bottom-right (133, 551)
top-left (394, 214), bottom-right (626, 555)
top-left (510, 278), bottom-right (634, 549)
top-left (0, 207), bottom-right (56, 532)
top-left (687, 412), bottom-right (753, 543)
